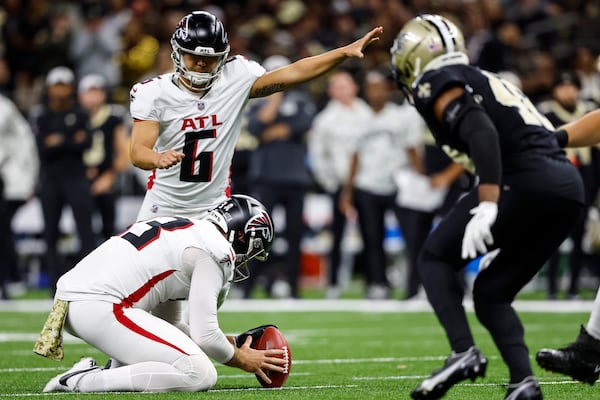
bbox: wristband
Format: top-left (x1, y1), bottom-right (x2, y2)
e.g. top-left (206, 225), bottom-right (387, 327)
top-left (555, 129), bottom-right (569, 148)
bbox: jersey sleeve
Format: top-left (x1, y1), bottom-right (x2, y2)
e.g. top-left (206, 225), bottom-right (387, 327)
top-left (235, 55), bottom-right (266, 79)
top-left (187, 248), bottom-right (235, 364)
top-left (129, 79), bottom-right (161, 121)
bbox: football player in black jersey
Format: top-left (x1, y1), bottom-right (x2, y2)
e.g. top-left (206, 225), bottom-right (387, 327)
top-left (391, 15), bottom-right (584, 400)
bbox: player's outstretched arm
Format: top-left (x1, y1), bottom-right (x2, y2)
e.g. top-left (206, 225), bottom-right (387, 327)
top-left (225, 336), bottom-right (286, 384)
top-left (249, 26), bottom-right (383, 98)
top-left (559, 109), bottom-right (600, 147)
top-left (130, 120), bottom-right (185, 170)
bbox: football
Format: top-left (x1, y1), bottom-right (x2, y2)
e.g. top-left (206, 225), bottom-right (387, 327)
top-left (253, 326), bottom-right (292, 388)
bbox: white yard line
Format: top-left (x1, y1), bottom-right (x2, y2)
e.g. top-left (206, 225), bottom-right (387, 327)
top-left (0, 299), bottom-right (594, 313)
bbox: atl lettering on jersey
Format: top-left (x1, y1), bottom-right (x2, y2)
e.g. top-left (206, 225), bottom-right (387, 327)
top-left (180, 114), bottom-right (224, 130)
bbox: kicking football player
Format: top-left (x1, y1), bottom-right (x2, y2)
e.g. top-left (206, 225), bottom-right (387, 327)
top-left (535, 109), bottom-right (600, 385)
top-left (130, 10), bottom-right (382, 220)
top-left (391, 15), bottom-right (584, 400)
top-left (38, 195), bottom-right (286, 393)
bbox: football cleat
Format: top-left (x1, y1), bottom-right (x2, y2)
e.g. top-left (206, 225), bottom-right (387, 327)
top-left (411, 346), bottom-right (487, 399)
top-left (504, 376), bottom-right (543, 400)
top-left (536, 325), bottom-right (600, 385)
top-left (43, 357), bottom-right (99, 392)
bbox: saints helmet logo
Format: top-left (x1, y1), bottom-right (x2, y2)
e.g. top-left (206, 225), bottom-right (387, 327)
top-left (417, 82), bottom-right (431, 99)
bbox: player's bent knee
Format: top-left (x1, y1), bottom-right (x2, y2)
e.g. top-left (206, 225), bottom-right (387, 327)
top-left (173, 354), bottom-right (218, 392)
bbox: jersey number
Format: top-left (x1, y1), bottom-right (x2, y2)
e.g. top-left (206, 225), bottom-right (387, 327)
top-left (180, 130), bottom-right (216, 182)
top-left (483, 71), bottom-right (554, 129)
top-left (121, 217), bottom-right (193, 250)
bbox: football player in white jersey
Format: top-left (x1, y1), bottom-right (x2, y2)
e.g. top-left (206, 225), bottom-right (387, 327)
top-left (40, 195), bottom-right (285, 393)
top-left (130, 10), bottom-right (383, 220)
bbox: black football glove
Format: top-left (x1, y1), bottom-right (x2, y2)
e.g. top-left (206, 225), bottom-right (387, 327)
top-left (234, 324), bottom-right (278, 348)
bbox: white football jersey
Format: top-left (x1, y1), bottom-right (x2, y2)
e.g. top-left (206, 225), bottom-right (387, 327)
top-left (307, 99), bottom-right (372, 193)
top-left (56, 218), bottom-right (235, 311)
top-left (131, 56), bottom-right (265, 219)
top-left (353, 102), bottom-right (425, 195)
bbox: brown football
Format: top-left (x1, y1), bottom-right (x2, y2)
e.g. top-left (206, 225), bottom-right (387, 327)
top-left (253, 326), bottom-right (292, 388)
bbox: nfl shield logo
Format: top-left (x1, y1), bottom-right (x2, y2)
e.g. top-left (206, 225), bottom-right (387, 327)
top-left (197, 102), bottom-right (205, 111)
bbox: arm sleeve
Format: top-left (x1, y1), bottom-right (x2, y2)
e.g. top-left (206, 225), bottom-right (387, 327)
top-left (442, 92), bottom-right (502, 185)
top-left (187, 248), bottom-right (235, 364)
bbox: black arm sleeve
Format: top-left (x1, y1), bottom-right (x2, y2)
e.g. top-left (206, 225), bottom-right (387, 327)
top-left (554, 129), bottom-right (569, 148)
top-left (442, 92), bottom-right (502, 185)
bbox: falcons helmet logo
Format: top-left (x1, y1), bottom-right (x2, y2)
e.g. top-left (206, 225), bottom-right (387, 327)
top-left (245, 212), bottom-right (274, 242)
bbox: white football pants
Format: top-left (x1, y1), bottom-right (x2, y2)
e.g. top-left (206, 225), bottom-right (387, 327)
top-left (65, 300), bottom-right (217, 392)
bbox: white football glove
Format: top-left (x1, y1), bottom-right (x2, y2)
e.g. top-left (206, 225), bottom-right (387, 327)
top-left (461, 201), bottom-right (498, 260)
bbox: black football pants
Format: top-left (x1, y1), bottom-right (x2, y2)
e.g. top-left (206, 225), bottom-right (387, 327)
top-left (40, 172), bottom-right (96, 292)
top-left (418, 185), bottom-right (582, 383)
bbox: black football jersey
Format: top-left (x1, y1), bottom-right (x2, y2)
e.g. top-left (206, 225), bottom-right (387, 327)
top-left (84, 104), bottom-right (127, 174)
top-left (412, 64), bottom-right (583, 203)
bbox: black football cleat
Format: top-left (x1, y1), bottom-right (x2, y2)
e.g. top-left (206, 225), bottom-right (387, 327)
top-left (504, 376), bottom-right (543, 400)
top-left (536, 325), bottom-right (600, 385)
top-left (411, 346), bottom-right (488, 399)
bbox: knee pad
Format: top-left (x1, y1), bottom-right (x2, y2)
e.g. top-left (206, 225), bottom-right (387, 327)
top-left (173, 354), bottom-right (217, 392)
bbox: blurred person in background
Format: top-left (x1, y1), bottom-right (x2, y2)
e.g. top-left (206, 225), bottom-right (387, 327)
top-left (537, 71), bottom-right (599, 300)
top-left (338, 69), bottom-right (424, 300)
top-left (116, 16), bottom-right (160, 103)
top-left (70, 1), bottom-right (124, 94)
top-left (0, 93), bottom-right (39, 299)
top-left (574, 45), bottom-right (600, 105)
top-left (78, 74), bottom-right (130, 242)
top-left (2, 0), bottom-right (52, 114)
top-left (307, 70), bottom-right (372, 299)
top-left (30, 66), bottom-right (95, 293)
top-left (36, 4), bottom-right (75, 77)
top-left (244, 55), bottom-right (317, 299)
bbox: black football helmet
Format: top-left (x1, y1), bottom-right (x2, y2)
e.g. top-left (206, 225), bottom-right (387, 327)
top-left (170, 11), bottom-right (230, 91)
top-left (206, 195), bottom-right (274, 282)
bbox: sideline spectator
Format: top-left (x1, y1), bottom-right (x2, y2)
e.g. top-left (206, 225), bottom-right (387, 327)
top-left (307, 70), bottom-right (371, 299)
top-left (30, 66), bottom-right (95, 293)
top-left (0, 94), bottom-right (39, 299)
top-left (244, 55), bottom-right (317, 298)
top-left (339, 70), bottom-right (424, 299)
top-left (78, 74), bottom-right (130, 241)
top-left (537, 71), bottom-right (599, 299)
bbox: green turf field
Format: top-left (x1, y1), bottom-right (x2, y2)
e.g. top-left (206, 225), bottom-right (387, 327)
top-left (0, 305), bottom-right (597, 399)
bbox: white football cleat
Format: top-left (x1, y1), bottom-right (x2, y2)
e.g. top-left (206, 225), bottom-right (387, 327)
top-left (43, 357), bottom-right (99, 392)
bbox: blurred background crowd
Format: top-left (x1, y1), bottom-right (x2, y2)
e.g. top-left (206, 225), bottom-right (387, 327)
top-left (2, 0), bottom-right (600, 300)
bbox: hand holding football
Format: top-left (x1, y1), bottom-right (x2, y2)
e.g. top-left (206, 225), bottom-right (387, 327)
top-left (252, 326), bottom-right (292, 388)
